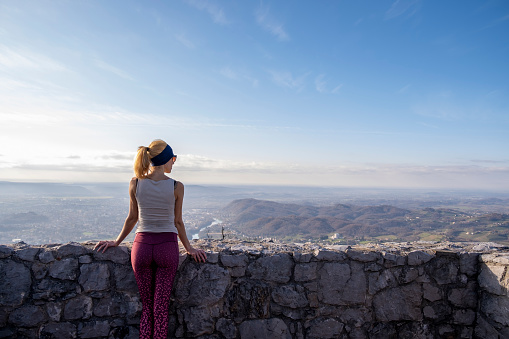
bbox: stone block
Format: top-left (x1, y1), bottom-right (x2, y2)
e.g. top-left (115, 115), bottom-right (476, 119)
top-left (56, 243), bottom-right (88, 257)
top-left (239, 318), bottom-right (291, 339)
top-left (368, 269), bottom-right (397, 295)
top-left (475, 316), bottom-right (501, 339)
top-left (314, 249), bottom-right (345, 261)
top-left (39, 249), bottom-right (55, 263)
top-left (318, 262), bottom-right (366, 305)
top-left (293, 252), bottom-right (312, 263)
top-left (226, 280), bottom-right (271, 321)
top-left (49, 258), bottom-right (79, 280)
top-left (459, 252), bottom-right (479, 276)
top-left (306, 318), bottom-right (344, 339)
top-left (480, 293), bottom-right (509, 327)
top-left (0, 245), bottom-right (12, 259)
top-left (216, 318), bottom-right (237, 339)
top-left (114, 265), bottom-right (138, 292)
top-left (31, 262), bottom-right (48, 280)
top-left (423, 283), bottom-right (441, 302)
top-left (346, 249), bottom-right (380, 262)
top-left (272, 285), bottom-right (308, 308)
top-left (431, 258), bottom-right (459, 285)
top-left (40, 322), bottom-right (77, 339)
top-left (79, 263), bottom-right (110, 292)
top-left (382, 252), bottom-right (406, 267)
top-left (64, 295), bottom-right (92, 320)
top-left (93, 245), bottom-right (130, 264)
top-left (8, 305), bottom-right (47, 327)
top-left (0, 259), bottom-right (31, 306)
top-left (453, 309), bottom-right (476, 325)
top-left (294, 262), bottom-right (317, 282)
top-left (373, 283), bottom-right (423, 321)
top-left (94, 296), bottom-right (125, 317)
top-left (448, 282), bottom-right (477, 308)
top-left (206, 251), bottom-right (219, 264)
top-left (478, 263), bottom-right (506, 295)
top-left (182, 306), bottom-right (214, 336)
top-left (78, 320), bottom-right (110, 338)
top-left (247, 253), bottom-right (293, 283)
top-left (46, 302), bottom-right (62, 322)
top-left (79, 255), bottom-right (92, 264)
top-left (407, 250), bottom-right (434, 265)
top-left (15, 247), bottom-right (40, 261)
top-left (221, 253), bottom-right (248, 267)
top-left (175, 263), bottom-right (230, 306)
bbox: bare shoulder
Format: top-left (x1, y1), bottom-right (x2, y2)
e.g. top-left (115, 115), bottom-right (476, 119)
top-left (174, 180), bottom-right (185, 196)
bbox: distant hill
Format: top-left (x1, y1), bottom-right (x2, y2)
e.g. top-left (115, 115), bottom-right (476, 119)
top-left (222, 198), bottom-right (509, 243)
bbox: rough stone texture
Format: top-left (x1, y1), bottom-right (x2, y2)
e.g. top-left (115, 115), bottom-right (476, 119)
top-left (15, 247), bottom-right (40, 262)
top-left (8, 305), bottom-right (47, 327)
top-left (247, 253), bottom-right (293, 283)
top-left (49, 258), bottom-right (79, 280)
top-left (0, 240), bottom-right (508, 338)
top-left (39, 322), bottom-right (77, 339)
top-left (0, 259), bottom-right (31, 306)
top-left (78, 320), bottom-right (110, 338)
top-left (239, 318), bottom-right (291, 339)
top-left (318, 261), bottom-right (366, 305)
top-left (78, 263), bottom-right (110, 292)
top-left (373, 283), bottom-right (423, 321)
top-left (306, 318), bottom-right (344, 339)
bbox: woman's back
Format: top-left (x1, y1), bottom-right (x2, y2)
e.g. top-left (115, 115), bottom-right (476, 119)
top-left (135, 178), bottom-right (177, 234)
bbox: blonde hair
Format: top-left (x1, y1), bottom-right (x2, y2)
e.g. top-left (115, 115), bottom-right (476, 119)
top-left (134, 139), bottom-right (168, 178)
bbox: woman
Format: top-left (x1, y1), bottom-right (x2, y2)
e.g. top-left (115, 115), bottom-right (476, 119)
top-left (95, 139), bottom-right (206, 339)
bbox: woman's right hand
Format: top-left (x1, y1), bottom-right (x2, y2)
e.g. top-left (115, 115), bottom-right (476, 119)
top-left (187, 247), bottom-right (207, 263)
top-left (94, 240), bottom-right (117, 253)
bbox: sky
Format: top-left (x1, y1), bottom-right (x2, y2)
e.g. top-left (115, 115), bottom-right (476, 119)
top-left (0, 0), bottom-right (508, 190)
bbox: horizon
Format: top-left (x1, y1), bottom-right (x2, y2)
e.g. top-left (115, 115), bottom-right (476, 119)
top-left (1, 1), bottom-right (508, 190)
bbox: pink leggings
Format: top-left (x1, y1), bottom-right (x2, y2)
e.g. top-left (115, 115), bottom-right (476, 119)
top-left (131, 232), bottom-right (179, 339)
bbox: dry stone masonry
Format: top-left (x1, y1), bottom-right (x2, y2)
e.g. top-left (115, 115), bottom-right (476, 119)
top-left (0, 240), bottom-right (508, 338)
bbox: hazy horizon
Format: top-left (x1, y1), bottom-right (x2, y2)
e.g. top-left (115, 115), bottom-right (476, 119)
top-left (1, 1), bottom-right (508, 190)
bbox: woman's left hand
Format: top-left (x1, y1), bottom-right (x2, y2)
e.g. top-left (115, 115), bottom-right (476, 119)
top-left (94, 240), bottom-right (117, 253)
top-left (187, 247), bottom-right (207, 263)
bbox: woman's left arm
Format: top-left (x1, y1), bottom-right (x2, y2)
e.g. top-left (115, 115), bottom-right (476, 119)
top-left (174, 181), bottom-right (207, 263)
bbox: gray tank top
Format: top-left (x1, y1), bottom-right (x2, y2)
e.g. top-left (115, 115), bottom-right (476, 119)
top-left (135, 178), bottom-right (178, 234)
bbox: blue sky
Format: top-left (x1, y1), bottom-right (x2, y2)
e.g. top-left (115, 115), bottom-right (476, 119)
top-left (0, 0), bottom-right (508, 189)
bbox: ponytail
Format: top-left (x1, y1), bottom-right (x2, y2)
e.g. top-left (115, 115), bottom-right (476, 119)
top-left (134, 146), bottom-right (151, 178)
top-left (133, 139), bottom-right (169, 178)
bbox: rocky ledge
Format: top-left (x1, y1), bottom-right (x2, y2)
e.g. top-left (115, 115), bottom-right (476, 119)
top-left (0, 240), bottom-right (508, 338)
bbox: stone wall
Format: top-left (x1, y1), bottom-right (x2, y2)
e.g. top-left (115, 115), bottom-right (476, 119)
top-left (0, 240), bottom-right (508, 338)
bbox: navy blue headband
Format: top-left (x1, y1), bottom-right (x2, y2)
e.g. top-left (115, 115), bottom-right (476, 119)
top-left (150, 144), bottom-right (174, 166)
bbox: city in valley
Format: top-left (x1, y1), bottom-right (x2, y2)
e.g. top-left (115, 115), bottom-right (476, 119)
top-left (0, 181), bottom-right (508, 246)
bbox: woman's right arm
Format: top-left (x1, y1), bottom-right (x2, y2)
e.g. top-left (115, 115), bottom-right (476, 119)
top-left (94, 177), bottom-right (139, 253)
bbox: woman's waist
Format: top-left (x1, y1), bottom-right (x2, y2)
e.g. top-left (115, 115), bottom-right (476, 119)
top-left (134, 231), bottom-right (178, 244)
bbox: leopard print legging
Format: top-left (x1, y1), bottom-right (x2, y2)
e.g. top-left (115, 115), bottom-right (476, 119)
top-left (131, 232), bottom-right (179, 339)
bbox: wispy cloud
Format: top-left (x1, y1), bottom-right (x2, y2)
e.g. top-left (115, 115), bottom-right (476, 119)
top-left (0, 44), bottom-right (67, 71)
top-left (315, 74), bottom-right (343, 94)
top-left (385, 0), bottom-right (420, 20)
top-left (255, 4), bottom-right (289, 41)
top-left (220, 67), bottom-right (237, 80)
top-left (471, 159), bottom-right (509, 164)
top-left (175, 33), bottom-right (196, 49)
top-left (185, 0), bottom-right (228, 25)
top-left (397, 84), bottom-right (411, 94)
top-left (269, 70), bottom-right (308, 91)
top-left (219, 67), bottom-right (259, 87)
top-left (479, 13), bottom-right (509, 31)
top-left (93, 59), bottom-right (133, 81)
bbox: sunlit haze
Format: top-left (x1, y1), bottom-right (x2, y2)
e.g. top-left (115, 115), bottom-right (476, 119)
top-left (1, 1), bottom-right (508, 190)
